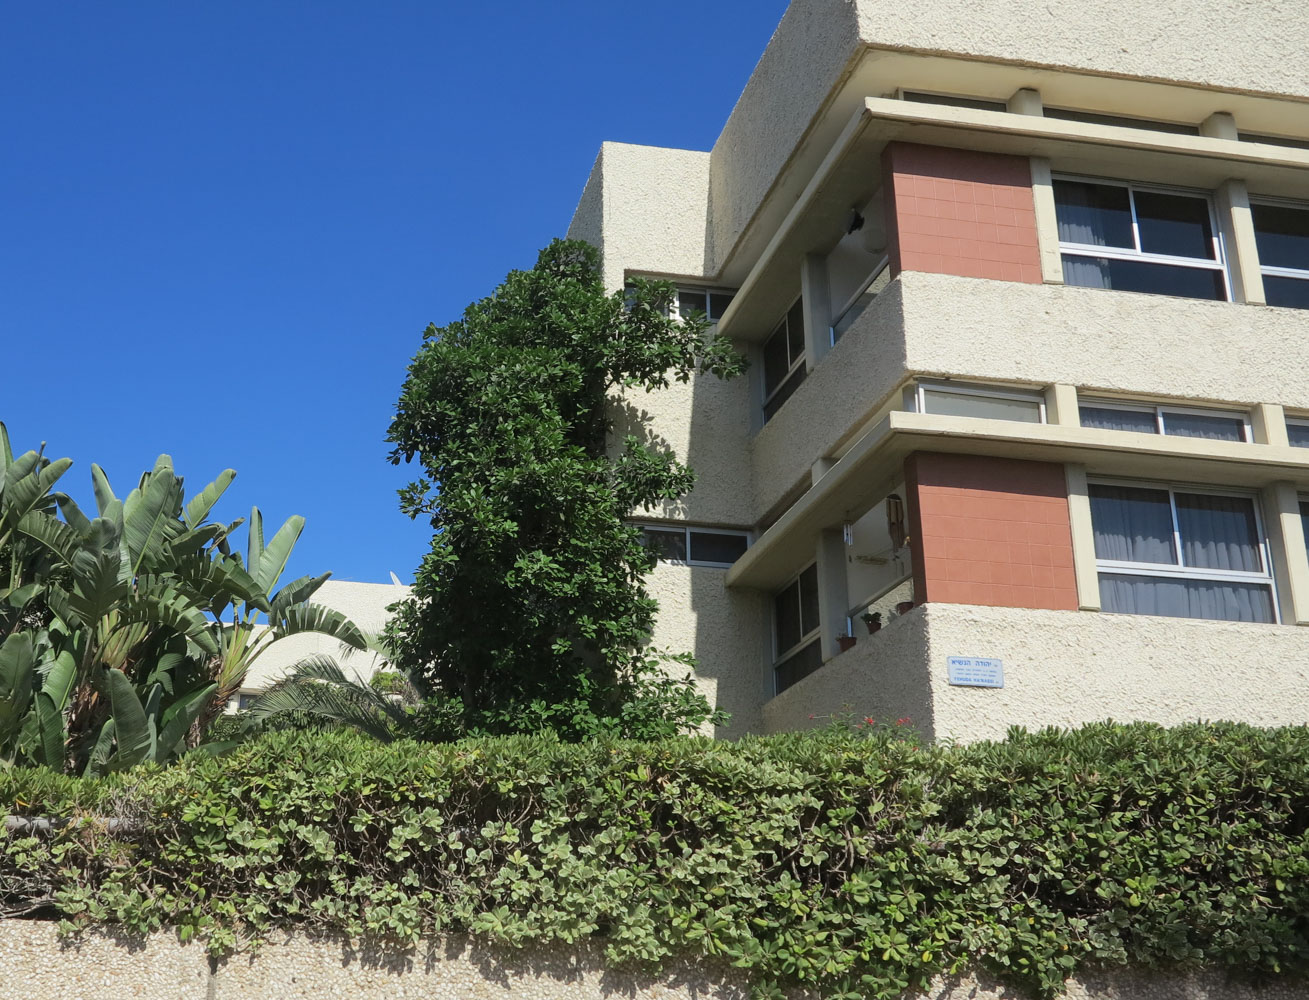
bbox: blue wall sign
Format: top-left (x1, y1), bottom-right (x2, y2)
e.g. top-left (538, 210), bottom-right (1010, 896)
top-left (946, 657), bottom-right (1004, 688)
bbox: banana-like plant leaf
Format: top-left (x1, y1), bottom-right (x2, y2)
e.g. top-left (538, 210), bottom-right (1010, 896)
top-left (85, 718), bottom-right (116, 777)
top-left (183, 469), bottom-right (236, 529)
top-left (123, 455), bottom-right (185, 576)
top-left (99, 667), bottom-right (152, 769)
top-left (269, 573), bottom-right (331, 621)
top-left (243, 655), bottom-right (404, 743)
top-left (275, 602), bottom-right (368, 650)
top-left (16, 509), bottom-right (81, 568)
top-left (0, 421), bottom-right (11, 467)
top-left (35, 691), bottom-right (66, 771)
top-left (40, 648), bottom-right (77, 711)
top-left (1, 456), bottom-right (73, 535)
top-left (4, 582), bottom-right (42, 610)
top-left (118, 587), bottom-right (219, 656)
top-left (53, 491), bottom-right (92, 535)
top-left (252, 514), bottom-right (305, 600)
top-left (246, 507), bottom-right (264, 577)
top-left (157, 681), bottom-right (218, 757)
top-left (90, 463), bottom-right (119, 517)
top-left (0, 633), bottom-right (36, 741)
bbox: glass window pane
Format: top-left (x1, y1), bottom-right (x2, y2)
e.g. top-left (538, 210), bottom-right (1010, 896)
top-left (1161, 411), bottom-right (1246, 441)
top-left (1288, 423), bottom-right (1309, 448)
top-left (642, 527), bottom-right (686, 562)
top-left (1174, 493), bottom-right (1261, 572)
top-left (762, 323), bottom-right (790, 397)
top-left (1099, 573), bottom-right (1274, 623)
top-left (1251, 204), bottom-right (1309, 271)
top-left (1054, 180), bottom-right (1134, 248)
top-left (708, 292), bottom-right (735, 321)
top-left (921, 388), bottom-right (1043, 422)
top-left (786, 299), bottom-right (805, 362)
top-left (1133, 190), bottom-right (1216, 259)
top-left (774, 580), bottom-right (801, 654)
top-left (1044, 108), bottom-right (1199, 135)
top-left (1061, 256), bottom-right (1226, 300)
top-left (1079, 405), bottom-right (1158, 433)
top-left (1089, 484), bottom-right (1177, 564)
top-left (902, 91), bottom-right (1007, 112)
top-left (774, 639), bottom-right (823, 693)
top-left (799, 564), bottom-right (820, 637)
top-left (763, 366), bottom-right (806, 422)
top-left (1264, 275), bottom-right (1309, 310)
top-left (677, 289), bottom-right (707, 317)
top-left (688, 531), bottom-right (748, 566)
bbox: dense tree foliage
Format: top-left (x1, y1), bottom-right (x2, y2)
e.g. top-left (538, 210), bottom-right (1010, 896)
top-left (386, 239), bottom-right (745, 738)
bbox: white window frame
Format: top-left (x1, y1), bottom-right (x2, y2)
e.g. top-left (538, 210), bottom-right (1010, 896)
top-left (1078, 397), bottom-right (1252, 442)
top-left (671, 286), bottom-right (738, 325)
top-left (761, 298), bottom-right (806, 417)
top-left (915, 380), bottom-right (1048, 422)
top-left (829, 254), bottom-right (890, 344)
top-left (636, 522), bottom-right (750, 569)
top-left (1287, 417), bottom-right (1309, 447)
top-left (1053, 174), bottom-right (1231, 300)
top-left (1088, 477), bottom-right (1279, 623)
top-left (771, 563), bottom-right (821, 667)
top-left (1249, 196), bottom-right (1309, 300)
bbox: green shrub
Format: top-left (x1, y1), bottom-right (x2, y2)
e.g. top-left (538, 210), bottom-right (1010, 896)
top-left (3, 722), bottom-right (1309, 1000)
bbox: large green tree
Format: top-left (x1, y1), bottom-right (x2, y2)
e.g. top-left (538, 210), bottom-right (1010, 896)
top-left (387, 239), bottom-right (745, 739)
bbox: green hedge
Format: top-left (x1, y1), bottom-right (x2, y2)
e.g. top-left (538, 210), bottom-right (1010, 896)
top-left (4, 722), bottom-right (1309, 999)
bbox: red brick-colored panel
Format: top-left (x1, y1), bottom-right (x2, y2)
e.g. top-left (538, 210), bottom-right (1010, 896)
top-left (904, 452), bottom-right (1078, 611)
top-left (882, 142), bottom-right (1043, 284)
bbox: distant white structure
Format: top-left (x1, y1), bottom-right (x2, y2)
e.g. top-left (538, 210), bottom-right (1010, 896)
top-left (234, 578), bottom-right (411, 708)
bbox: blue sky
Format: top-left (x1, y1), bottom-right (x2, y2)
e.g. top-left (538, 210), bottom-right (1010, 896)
top-left (2, 1), bottom-right (787, 585)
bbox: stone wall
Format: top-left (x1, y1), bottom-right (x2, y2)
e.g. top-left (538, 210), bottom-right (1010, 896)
top-left (3, 922), bottom-right (1308, 1000)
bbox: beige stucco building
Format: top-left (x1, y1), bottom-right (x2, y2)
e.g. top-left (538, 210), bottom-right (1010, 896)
top-left (567, 0), bottom-right (1309, 741)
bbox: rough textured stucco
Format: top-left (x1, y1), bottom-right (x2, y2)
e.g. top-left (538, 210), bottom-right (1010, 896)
top-left (908, 453), bottom-right (1078, 611)
top-left (765, 603), bottom-right (1309, 740)
top-left (645, 563), bottom-right (769, 739)
top-left (762, 606), bottom-right (934, 737)
top-left (242, 579), bottom-right (410, 692)
top-left (708, 0), bottom-right (862, 272)
top-left (565, 141), bottom-right (712, 292)
top-left (924, 604), bottom-right (1309, 742)
top-left (899, 272), bottom-right (1309, 407)
top-left (10, 924), bottom-right (1299, 1000)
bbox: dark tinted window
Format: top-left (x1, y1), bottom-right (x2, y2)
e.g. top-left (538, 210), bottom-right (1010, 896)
top-left (642, 527), bottom-right (686, 562)
top-left (1134, 191), bottom-right (1215, 259)
top-left (677, 289), bottom-right (708, 317)
top-left (1264, 276), bottom-right (1309, 309)
top-left (1287, 423), bottom-right (1309, 448)
top-left (1061, 256), bottom-right (1225, 300)
top-left (902, 91), bottom-right (1007, 112)
top-left (798, 564), bottom-right (820, 636)
top-left (1044, 108), bottom-right (1199, 134)
top-left (762, 322), bottom-right (791, 397)
top-left (774, 639), bottom-right (823, 693)
top-left (785, 299), bottom-right (805, 359)
top-left (688, 531), bottom-right (748, 566)
top-left (1053, 180), bottom-right (1134, 248)
top-left (1252, 204), bottom-right (1309, 271)
top-left (708, 292), bottom-right (735, 321)
top-left (774, 580), bottom-right (803, 653)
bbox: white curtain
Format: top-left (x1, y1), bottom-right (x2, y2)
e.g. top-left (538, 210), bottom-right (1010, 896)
top-left (1090, 485), bottom-right (1175, 563)
top-left (1099, 574), bottom-right (1274, 623)
top-left (1080, 406), bottom-right (1156, 433)
top-left (1162, 412), bottom-right (1245, 441)
top-left (1174, 493), bottom-right (1261, 572)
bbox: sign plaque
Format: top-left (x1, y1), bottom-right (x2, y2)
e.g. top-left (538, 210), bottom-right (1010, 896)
top-left (946, 656), bottom-right (1004, 688)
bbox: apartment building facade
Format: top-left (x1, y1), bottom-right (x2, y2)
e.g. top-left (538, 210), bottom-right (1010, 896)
top-left (567, 0), bottom-right (1309, 742)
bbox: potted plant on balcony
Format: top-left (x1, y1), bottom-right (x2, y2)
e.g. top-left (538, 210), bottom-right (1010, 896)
top-left (860, 611), bottom-right (883, 635)
top-left (836, 632), bottom-right (857, 653)
top-left (896, 600), bottom-right (915, 616)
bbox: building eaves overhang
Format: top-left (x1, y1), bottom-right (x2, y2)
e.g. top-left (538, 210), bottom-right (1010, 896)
top-left (725, 409), bottom-right (1309, 591)
top-left (714, 97), bottom-right (1309, 344)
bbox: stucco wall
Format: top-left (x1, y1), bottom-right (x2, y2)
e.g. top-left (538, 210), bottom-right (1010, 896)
top-left (565, 141), bottom-right (712, 292)
top-left (242, 579), bottom-right (410, 692)
top-left (645, 562), bottom-right (769, 739)
top-left (11, 922), bottom-right (1300, 1000)
top-left (763, 602), bottom-right (1309, 741)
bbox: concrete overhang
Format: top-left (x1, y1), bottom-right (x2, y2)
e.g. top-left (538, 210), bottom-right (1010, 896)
top-left (715, 97), bottom-right (1309, 344)
top-left (726, 409), bottom-right (1309, 591)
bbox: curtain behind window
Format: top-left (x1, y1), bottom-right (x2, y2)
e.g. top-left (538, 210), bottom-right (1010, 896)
top-left (1089, 484), bottom-right (1175, 563)
top-left (1099, 574), bottom-right (1274, 622)
top-left (1174, 492), bottom-right (1261, 572)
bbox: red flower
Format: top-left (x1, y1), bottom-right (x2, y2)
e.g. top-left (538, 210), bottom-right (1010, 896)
top-left (896, 717), bottom-right (911, 726)
top-left (863, 716), bottom-right (876, 727)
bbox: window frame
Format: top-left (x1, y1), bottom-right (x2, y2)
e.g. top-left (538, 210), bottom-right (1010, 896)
top-left (1078, 397), bottom-right (1253, 443)
top-left (830, 254), bottom-right (890, 344)
top-left (1249, 196), bottom-right (1309, 304)
top-left (761, 297), bottom-right (806, 421)
top-left (671, 286), bottom-right (738, 325)
top-left (635, 522), bottom-right (751, 569)
top-left (915, 380), bottom-right (1048, 423)
top-left (1088, 477), bottom-right (1279, 622)
top-left (771, 562), bottom-right (821, 667)
top-left (1286, 417), bottom-right (1309, 448)
top-left (1053, 174), bottom-right (1231, 300)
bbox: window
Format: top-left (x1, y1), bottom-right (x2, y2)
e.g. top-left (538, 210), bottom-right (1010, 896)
top-left (773, 564), bottom-right (821, 693)
top-left (901, 91), bottom-right (1008, 113)
top-left (1251, 201), bottom-right (1309, 310)
top-left (916, 382), bottom-right (1046, 423)
top-left (674, 287), bottom-right (736, 324)
top-left (638, 524), bottom-right (749, 567)
top-left (1079, 399), bottom-right (1250, 442)
top-left (762, 298), bottom-right (806, 422)
top-left (1044, 107), bottom-right (1199, 135)
top-left (237, 692), bottom-right (258, 711)
top-left (1287, 419), bottom-right (1309, 448)
top-left (1088, 481), bottom-right (1275, 623)
top-left (831, 256), bottom-right (890, 342)
top-left (1240, 132), bottom-right (1309, 151)
top-left (1053, 178), bottom-right (1228, 301)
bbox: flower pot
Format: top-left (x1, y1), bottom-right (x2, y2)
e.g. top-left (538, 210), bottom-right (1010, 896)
top-left (896, 601), bottom-right (915, 615)
top-left (836, 635), bottom-right (857, 653)
top-left (864, 619), bottom-right (882, 635)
